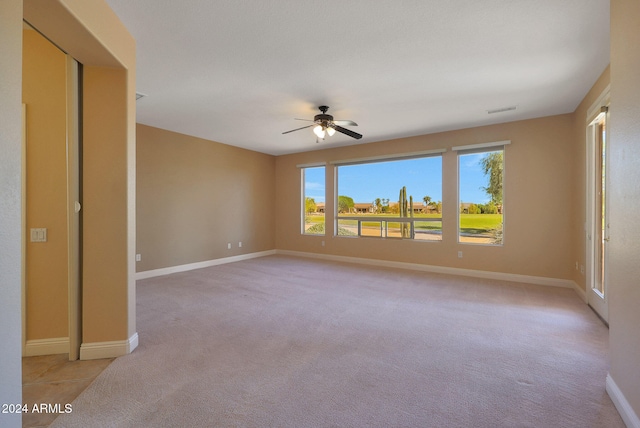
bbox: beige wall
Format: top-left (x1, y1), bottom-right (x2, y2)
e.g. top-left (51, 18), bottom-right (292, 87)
top-left (82, 66), bottom-right (131, 342)
top-left (22, 28), bottom-right (69, 341)
top-left (610, 0), bottom-right (640, 420)
top-left (136, 124), bottom-right (276, 272)
top-left (570, 66), bottom-right (611, 291)
top-left (276, 114), bottom-right (577, 280)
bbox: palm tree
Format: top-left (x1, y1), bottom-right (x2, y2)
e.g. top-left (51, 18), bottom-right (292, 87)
top-left (423, 196), bottom-right (432, 213)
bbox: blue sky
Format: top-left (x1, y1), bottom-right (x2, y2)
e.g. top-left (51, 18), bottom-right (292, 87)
top-left (458, 153), bottom-right (493, 204)
top-left (304, 153), bottom-right (493, 205)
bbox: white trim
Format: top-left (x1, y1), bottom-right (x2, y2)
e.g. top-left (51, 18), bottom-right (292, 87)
top-left (573, 282), bottom-right (587, 303)
top-left (330, 149), bottom-right (446, 166)
top-left (24, 337), bottom-right (69, 356)
top-left (276, 250), bottom-right (579, 291)
top-left (136, 249), bottom-right (588, 302)
top-left (21, 104), bottom-right (27, 357)
top-left (607, 374), bottom-right (640, 428)
top-left (135, 250), bottom-right (277, 280)
top-left (586, 84), bottom-right (611, 123)
top-left (300, 167), bottom-right (304, 234)
top-left (296, 161), bottom-right (327, 168)
top-left (589, 109), bottom-right (607, 127)
top-left (80, 332), bottom-right (139, 360)
top-left (585, 87), bottom-right (610, 323)
top-left (452, 140), bottom-right (511, 152)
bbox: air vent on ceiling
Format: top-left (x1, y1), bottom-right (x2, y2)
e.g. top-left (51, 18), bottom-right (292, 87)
top-left (136, 92), bottom-right (147, 101)
top-left (487, 105), bottom-right (516, 114)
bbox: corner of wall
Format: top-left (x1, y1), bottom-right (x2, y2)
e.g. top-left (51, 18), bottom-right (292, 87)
top-left (607, 374), bottom-right (640, 428)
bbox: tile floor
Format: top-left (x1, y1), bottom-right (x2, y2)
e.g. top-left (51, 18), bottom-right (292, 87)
top-left (22, 354), bottom-right (113, 427)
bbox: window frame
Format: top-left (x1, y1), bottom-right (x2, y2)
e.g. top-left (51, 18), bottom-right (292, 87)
top-left (331, 150), bottom-right (445, 241)
top-left (299, 163), bottom-right (326, 236)
top-left (454, 141), bottom-right (509, 246)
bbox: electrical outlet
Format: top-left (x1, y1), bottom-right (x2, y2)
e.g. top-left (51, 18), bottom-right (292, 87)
top-left (458, 251), bottom-right (463, 258)
top-left (227, 243), bottom-right (231, 250)
top-left (321, 240), bottom-right (325, 247)
top-left (239, 241), bottom-right (242, 248)
top-left (135, 254), bottom-right (141, 262)
top-left (575, 262), bottom-right (578, 270)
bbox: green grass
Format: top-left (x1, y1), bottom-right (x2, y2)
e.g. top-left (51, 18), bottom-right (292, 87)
top-left (335, 214), bottom-right (443, 232)
top-left (308, 213), bottom-right (502, 236)
top-left (305, 221), bottom-right (355, 236)
top-left (459, 214), bottom-right (502, 235)
top-left (304, 215), bottom-right (325, 224)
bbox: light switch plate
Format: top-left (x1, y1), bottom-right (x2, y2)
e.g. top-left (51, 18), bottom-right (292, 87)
top-left (30, 228), bottom-right (47, 242)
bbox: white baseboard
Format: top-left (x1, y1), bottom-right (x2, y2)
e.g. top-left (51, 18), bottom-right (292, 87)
top-left (573, 282), bottom-right (587, 303)
top-left (137, 248), bottom-right (584, 298)
top-left (80, 332), bottom-right (139, 360)
top-left (24, 337), bottom-right (69, 356)
top-left (607, 374), bottom-right (640, 428)
top-left (135, 250), bottom-right (277, 280)
top-left (276, 250), bottom-right (579, 291)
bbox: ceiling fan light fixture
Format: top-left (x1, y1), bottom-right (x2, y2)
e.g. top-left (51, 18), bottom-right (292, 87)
top-left (282, 106), bottom-right (363, 140)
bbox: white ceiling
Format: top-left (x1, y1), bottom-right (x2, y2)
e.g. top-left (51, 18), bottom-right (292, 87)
top-left (104, 0), bottom-right (610, 156)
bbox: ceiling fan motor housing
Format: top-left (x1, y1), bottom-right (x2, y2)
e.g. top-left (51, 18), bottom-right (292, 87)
top-left (315, 106), bottom-right (333, 126)
top-left (314, 113), bottom-right (333, 125)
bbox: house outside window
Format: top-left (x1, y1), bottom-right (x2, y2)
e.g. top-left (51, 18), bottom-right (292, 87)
top-left (333, 152), bottom-right (443, 240)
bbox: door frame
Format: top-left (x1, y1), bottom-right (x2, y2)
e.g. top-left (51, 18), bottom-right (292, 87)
top-left (66, 55), bottom-right (81, 361)
top-left (585, 85), bottom-right (610, 323)
top-left (21, 103), bottom-right (27, 357)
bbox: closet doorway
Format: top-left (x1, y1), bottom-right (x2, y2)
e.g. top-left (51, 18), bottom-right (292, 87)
top-left (22, 22), bottom-right (81, 361)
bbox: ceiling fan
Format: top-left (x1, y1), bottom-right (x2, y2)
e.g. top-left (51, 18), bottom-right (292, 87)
top-left (282, 106), bottom-right (362, 140)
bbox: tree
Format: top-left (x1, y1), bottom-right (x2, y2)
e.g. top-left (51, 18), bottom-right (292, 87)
top-left (305, 197), bottom-right (317, 214)
top-left (480, 152), bottom-right (503, 205)
top-left (380, 198), bottom-right (390, 212)
top-left (423, 196), bottom-right (432, 213)
top-left (374, 198), bottom-right (382, 213)
top-left (338, 195), bottom-right (355, 213)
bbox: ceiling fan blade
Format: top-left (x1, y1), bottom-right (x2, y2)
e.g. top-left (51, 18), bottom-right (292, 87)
top-left (332, 125), bottom-right (363, 140)
top-left (333, 120), bottom-right (358, 126)
top-left (282, 124), bottom-right (314, 135)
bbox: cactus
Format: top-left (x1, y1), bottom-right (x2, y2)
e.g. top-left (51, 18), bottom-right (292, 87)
top-left (398, 186), bottom-right (413, 238)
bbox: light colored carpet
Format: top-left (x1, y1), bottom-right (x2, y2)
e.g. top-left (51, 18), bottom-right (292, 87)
top-left (51, 255), bottom-right (624, 427)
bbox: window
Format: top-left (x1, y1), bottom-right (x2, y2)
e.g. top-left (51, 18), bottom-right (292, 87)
top-left (456, 143), bottom-right (507, 245)
top-left (301, 165), bottom-right (325, 235)
top-left (334, 153), bottom-right (443, 240)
